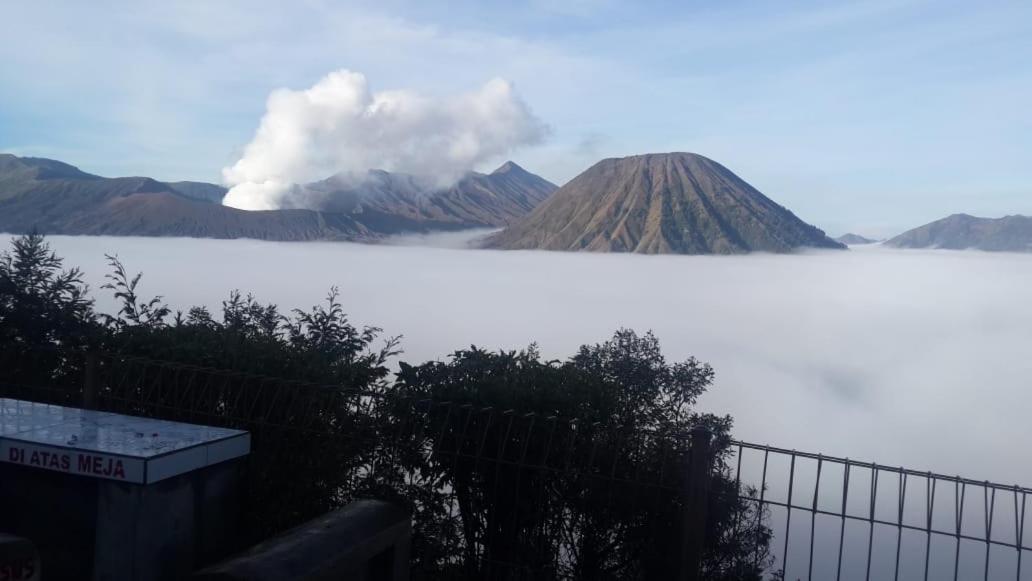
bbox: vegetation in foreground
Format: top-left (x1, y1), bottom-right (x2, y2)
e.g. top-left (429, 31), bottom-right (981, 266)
top-left (0, 233), bottom-right (774, 580)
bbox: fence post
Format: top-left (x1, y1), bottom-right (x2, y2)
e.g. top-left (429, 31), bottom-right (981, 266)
top-left (82, 351), bottom-right (98, 410)
top-left (679, 426), bottom-right (713, 581)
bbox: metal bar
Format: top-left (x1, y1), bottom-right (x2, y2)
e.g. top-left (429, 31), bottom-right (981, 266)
top-left (894, 470), bottom-right (907, 581)
top-left (808, 455), bottom-right (823, 581)
top-left (837, 462), bottom-right (850, 581)
top-left (734, 443), bottom-right (744, 540)
top-left (866, 465), bottom-right (879, 581)
top-left (986, 484), bottom-right (997, 581)
top-left (1018, 489), bottom-right (1027, 580)
top-left (734, 443), bottom-right (745, 579)
top-left (924, 473), bottom-right (937, 581)
top-left (955, 480), bottom-right (966, 581)
top-left (782, 453), bottom-right (796, 578)
top-left (754, 449), bottom-right (769, 571)
top-left (732, 441), bottom-right (1032, 495)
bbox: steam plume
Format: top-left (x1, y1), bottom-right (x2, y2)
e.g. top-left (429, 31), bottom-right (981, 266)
top-left (222, 70), bottom-right (548, 210)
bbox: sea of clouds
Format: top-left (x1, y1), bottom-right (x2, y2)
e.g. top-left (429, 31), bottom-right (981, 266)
top-left (17, 233), bottom-right (1032, 576)
top-left (29, 234), bottom-right (1032, 486)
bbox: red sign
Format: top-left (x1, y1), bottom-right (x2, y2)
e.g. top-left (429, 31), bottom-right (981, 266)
top-left (1, 442), bottom-right (142, 482)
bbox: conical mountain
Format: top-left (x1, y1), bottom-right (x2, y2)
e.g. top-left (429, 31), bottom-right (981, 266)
top-left (486, 153), bottom-right (843, 254)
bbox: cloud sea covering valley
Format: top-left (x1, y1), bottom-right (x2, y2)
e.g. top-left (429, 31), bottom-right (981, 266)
top-left (24, 233), bottom-right (1032, 490)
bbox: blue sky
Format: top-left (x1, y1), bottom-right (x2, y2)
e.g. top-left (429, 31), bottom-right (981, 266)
top-left (1, 0), bottom-right (1030, 236)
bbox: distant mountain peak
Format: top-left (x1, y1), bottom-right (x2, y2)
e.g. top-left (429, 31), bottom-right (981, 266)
top-left (835, 233), bottom-right (877, 245)
top-left (486, 152), bottom-right (843, 255)
top-left (0, 153), bottom-right (97, 181)
top-left (491, 161), bottom-right (528, 175)
top-left (886, 214), bottom-right (1032, 252)
top-left (303, 163), bottom-right (556, 229)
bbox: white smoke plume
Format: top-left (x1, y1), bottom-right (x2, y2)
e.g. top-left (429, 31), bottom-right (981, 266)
top-left (222, 70), bottom-right (548, 210)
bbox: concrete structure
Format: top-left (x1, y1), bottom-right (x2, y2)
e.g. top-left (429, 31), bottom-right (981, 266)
top-left (194, 499), bottom-right (410, 581)
top-left (0, 533), bottom-right (39, 581)
top-left (0, 398), bottom-right (250, 580)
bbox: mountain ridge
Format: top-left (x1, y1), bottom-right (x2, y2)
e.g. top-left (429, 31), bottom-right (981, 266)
top-left (301, 161), bottom-right (556, 231)
top-left (885, 213), bottom-right (1032, 252)
top-left (0, 154), bottom-right (554, 241)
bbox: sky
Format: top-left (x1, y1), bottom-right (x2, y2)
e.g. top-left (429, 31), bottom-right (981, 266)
top-left (1, 0), bottom-right (1031, 236)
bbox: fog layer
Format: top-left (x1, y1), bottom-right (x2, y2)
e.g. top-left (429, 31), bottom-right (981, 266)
top-left (31, 234), bottom-right (1032, 488)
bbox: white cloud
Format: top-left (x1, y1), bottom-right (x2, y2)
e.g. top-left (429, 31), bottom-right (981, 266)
top-left (35, 234), bottom-right (1032, 490)
top-left (221, 70), bottom-right (549, 210)
top-left (22, 232), bottom-right (1032, 573)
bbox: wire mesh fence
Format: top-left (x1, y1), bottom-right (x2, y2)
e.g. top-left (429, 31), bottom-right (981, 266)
top-left (1, 343), bottom-right (1029, 580)
top-left (0, 344), bottom-right (745, 579)
top-left (722, 442), bottom-right (1032, 581)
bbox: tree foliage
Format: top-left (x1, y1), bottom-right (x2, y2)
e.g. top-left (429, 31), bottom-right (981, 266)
top-left (0, 234), bottom-right (774, 578)
top-left (0, 233), bottom-right (95, 348)
top-left (393, 334), bottom-right (773, 579)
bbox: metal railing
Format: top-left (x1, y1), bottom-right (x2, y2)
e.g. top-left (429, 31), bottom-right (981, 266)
top-left (723, 442), bottom-right (1032, 580)
top-left (2, 344), bottom-right (1030, 580)
top-left (0, 345), bottom-right (741, 580)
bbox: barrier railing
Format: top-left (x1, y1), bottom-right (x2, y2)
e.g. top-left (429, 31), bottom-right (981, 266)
top-left (3, 343), bottom-right (1030, 580)
top-left (722, 441), bottom-right (1031, 581)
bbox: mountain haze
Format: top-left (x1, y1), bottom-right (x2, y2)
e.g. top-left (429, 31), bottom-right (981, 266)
top-left (836, 233), bottom-right (877, 245)
top-left (886, 214), bottom-right (1032, 252)
top-left (487, 153), bottom-right (843, 254)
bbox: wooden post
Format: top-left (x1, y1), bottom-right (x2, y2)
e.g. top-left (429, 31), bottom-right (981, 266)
top-left (680, 426), bottom-right (713, 581)
top-left (83, 351), bottom-right (98, 410)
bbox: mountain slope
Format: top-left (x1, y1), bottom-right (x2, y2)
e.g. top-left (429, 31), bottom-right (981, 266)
top-left (299, 161), bottom-right (556, 231)
top-left (486, 153), bottom-right (843, 254)
top-left (167, 181), bottom-right (227, 203)
top-left (0, 154), bottom-right (370, 240)
top-left (0, 154), bottom-right (554, 240)
top-left (885, 214), bottom-right (1032, 252)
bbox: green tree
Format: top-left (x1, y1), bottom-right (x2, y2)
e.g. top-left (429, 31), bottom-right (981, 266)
top-left (0, 233), bottom-right (97, 348)
top-left (0, 235), bottom-right (401, 541)
top-left (393, 330), bottom-right (774, 580)
top-left (0, 233), bottom-right (98, 401)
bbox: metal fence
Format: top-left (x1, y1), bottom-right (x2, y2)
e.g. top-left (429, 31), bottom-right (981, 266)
top-left (2, 345), bottom-right (1030, 580)
top-left (0, 345), bottom-right (737, 580)
top-left (721, 442), bottom-right (1032, 581)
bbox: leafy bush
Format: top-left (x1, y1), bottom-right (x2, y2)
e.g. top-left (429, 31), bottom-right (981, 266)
top-left (0, 234), bottom-right (773, 578)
